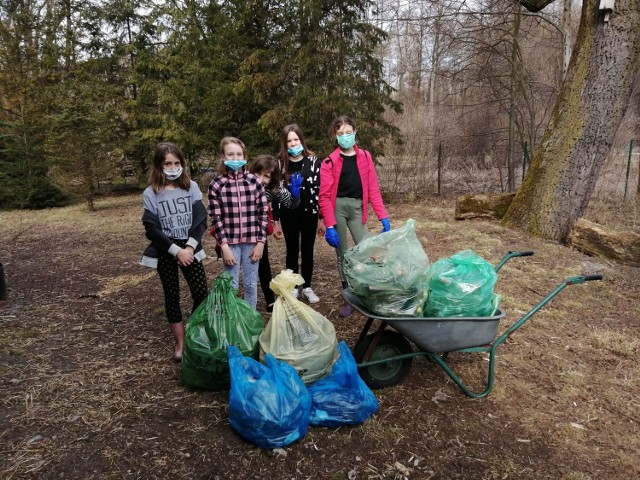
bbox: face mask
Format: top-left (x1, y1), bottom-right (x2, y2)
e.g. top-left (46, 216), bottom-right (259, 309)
top-left (336, 133), bottom-right (356, 150)
top-left (163, 166), bottom-right (183, 181)
top-left (287, 145), bottom-right (304, 157)
top-left (224, 160), bottom-right (247, 172)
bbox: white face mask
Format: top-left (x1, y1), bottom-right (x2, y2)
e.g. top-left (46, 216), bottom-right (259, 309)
top-left (163, 166), bottom-right (183, 181)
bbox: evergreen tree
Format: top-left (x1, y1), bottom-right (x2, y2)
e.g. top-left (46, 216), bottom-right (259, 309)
top-left (233, 0), bottom-right (402, 154)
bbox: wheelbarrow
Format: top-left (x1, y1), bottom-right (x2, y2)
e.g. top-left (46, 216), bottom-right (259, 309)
top-left (347, 251), bottom-right (603, 398)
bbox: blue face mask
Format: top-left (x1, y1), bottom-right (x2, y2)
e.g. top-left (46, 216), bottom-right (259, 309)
top-left (287, 145), bottom-right (304, 157)
top-left (224, 160), bottom-right (247, 172)
top-left (337, 133), bottom-right (356, 150)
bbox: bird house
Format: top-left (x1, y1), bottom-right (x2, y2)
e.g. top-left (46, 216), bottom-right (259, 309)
top-left (600, 0), bottom-right (615, 22)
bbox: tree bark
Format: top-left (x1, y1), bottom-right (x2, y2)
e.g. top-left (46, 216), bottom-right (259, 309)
top-left (503, 0), bottom-right (640, 243)
top-left (455, 193), bottom-right (516, 220)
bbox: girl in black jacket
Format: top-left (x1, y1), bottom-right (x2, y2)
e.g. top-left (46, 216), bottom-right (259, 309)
top-left (277, 124), bottom-right (326, 303)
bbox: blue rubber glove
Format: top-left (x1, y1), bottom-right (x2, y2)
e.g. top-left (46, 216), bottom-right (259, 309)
top-left (288, 172), bottom-right (303, 199)
top-left (381, 217), bottom-right (391, 233)
top-left (325, 226), bottom-right (340, 248)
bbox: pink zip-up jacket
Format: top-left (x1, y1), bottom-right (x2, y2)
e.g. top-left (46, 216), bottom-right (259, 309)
top-left (319, 146), bottom-right (387, 228)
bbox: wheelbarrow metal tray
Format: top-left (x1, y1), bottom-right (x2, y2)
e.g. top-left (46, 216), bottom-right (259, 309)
top-left (344, 290), bottom-right (506, 352)
top-left (385, 311), bottom-right (505, 352)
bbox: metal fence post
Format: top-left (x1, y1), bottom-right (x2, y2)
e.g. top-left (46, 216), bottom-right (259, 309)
top-left (0, 263), bottom-right (7, 300)
top-left (437, 142), bottom-right (442, 196)
top-left (624, 139), bottom-right (634, 201)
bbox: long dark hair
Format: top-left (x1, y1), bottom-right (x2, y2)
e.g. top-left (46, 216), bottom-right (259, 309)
top-left (277, 124), bottom-right (314, 185)
top-left (250, 154), bottom-right (281, 192)
top-left (149, 142), bottom-right (191, 193)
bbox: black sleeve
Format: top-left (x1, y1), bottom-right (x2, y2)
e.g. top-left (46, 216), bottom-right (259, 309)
top-left (142, 210), bottom-right (173, 253)
top-left (188, 201), bottom-right (207, 245)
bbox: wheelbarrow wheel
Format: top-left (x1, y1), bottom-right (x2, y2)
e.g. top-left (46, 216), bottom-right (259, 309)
top-left (353, 331), bottom-right (413, 389)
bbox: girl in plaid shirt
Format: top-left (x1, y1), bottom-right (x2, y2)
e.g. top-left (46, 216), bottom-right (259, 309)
top-left (208, 137), bottom-right (268, 308)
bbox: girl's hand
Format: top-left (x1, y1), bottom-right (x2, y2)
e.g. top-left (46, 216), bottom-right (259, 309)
top-left (317, 218), bottom-right (326, 236)
top-left (221, 243), bottom-right (236, 266)
top-left (273, 222), bottom-right (283, 240)
top-left (250, 242), bottom-right (265, 262)
top-left (176, 247), bottom-right (195, 266)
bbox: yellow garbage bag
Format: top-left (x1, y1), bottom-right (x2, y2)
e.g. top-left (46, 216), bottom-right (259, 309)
top-left (259, 269), bottom-right (338, 384)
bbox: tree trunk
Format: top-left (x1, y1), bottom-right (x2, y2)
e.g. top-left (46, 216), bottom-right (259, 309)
top-left (503, 0), bottom-right (640, 243)
top-left (569, 219), bottom-right (640, 267)
top-left (455, 193), bottom-right (516, 220)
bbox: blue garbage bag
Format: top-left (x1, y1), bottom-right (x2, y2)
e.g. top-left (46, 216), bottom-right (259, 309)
top-left (227, 345), bottom-right (311, 449)
top-left (308, 341), bottom-right (379, 427)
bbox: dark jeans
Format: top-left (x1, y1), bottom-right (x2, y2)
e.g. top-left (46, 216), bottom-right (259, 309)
top-left (156, 240), bottom-right (208, 323)
top-left (258, 240), bottom-right (275, 306)
top-left (280, 207), bottom-right (318, 289)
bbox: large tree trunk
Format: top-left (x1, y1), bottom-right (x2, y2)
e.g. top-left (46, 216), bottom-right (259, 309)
top-left (502, 0), bottom-right (640, 243)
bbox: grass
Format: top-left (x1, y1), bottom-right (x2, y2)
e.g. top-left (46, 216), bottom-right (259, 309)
top-left (0, 192), bottom-right (638, 479)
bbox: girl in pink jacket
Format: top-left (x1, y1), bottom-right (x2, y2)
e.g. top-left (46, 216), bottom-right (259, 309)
top-left (318, 115), bottom-right (390, 317)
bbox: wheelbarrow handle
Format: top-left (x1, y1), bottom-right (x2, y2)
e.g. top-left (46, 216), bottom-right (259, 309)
top-left (494, 250), bottom-right (535, 272)
top-left (567, 274), bottom-right (604, 284)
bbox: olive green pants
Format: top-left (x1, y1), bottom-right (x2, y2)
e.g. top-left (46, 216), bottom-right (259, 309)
top-left (335, 197), bottom-right (370, 282)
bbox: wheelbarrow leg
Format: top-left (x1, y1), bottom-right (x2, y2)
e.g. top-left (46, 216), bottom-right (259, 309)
top-left (427, 345), bottom-right (497, 399)
top-left (352, 317), bottom-right (375, 353)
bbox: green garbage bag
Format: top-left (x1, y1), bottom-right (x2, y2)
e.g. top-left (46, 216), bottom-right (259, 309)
top-left (181, 273), bottom-right (265, 390)
top-left (425, 250), bottom-right (498, 317)
top-left (343, 219), bottom-right (431, 316)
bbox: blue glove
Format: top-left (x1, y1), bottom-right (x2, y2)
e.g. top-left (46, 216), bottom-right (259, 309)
top-left (381, 218), bottom-right (391, 233)
top-left (288, 172), bottom-right (303, 200)
top-left (325, 226), bottom-right (340, 248)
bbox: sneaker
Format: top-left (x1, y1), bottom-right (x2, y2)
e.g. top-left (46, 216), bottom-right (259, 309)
top-left (302, 287), bottom-right (320, 304)
top-left (291, 287), bottom-right (300, 299)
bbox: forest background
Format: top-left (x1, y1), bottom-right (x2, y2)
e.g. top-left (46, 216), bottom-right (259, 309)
top-left (1, 0), bottom-right (638, 231)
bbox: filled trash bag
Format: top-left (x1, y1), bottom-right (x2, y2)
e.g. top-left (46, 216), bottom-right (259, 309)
top-left (259, 269), bottom-right (338, 384)
top-left (181, 273), bottom-right (265, 390)
top-left (425, 250), bottom-right (498, 317)
top-left (308, 341), bottom-right (378, 427)
top-left (227, 345), bottom-right (311, 449)
top-left (343, 219), bottom-right (431, 316)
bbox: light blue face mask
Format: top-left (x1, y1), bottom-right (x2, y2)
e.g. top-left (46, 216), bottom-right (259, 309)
top-left (336, 133), bottom-right (356, 150)
top-left (287, 145), bottom-right (304, 157)
top-left (224, 160), bottom-right (247, 172)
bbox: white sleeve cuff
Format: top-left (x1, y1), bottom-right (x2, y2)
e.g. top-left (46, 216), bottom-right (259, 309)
top-left (168, 244), bottom-right (181, 257)
top-left (186, 237), bottom-right (198, 249)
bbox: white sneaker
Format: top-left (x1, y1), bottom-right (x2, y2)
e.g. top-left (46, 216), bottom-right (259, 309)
top-left (302, 287), bottom-right (320, 304)
top-left (291, 287), bottom-right (299, 299)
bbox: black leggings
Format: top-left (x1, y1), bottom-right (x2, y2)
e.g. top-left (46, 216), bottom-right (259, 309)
top-left (156, 241), bottom-right (208, 323)
top-left (280, 208), bottom-right (318, 289)
top-left (258, 240), bottom-right (275, 306)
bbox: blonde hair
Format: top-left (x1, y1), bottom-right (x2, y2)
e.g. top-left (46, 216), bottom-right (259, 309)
top-left (217, 137), bottom-right (248, 174)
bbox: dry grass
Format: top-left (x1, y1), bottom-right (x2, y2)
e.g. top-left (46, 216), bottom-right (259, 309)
top-left (0, 193), bottom-right (638, 479)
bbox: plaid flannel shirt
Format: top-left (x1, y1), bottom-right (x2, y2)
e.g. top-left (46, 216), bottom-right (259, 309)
top-left (208, 171), bottom-right (268, 245)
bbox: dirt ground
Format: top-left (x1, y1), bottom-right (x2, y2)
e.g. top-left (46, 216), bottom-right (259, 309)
top-left (0, 194), bottom-right (638, 480)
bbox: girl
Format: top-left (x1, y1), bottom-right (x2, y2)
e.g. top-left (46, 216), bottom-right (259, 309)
top-left (140, 142), bottom-right (208, 361)
top-left (318, 115), bottom-right (391, 317)
top-left (250, 154), bottom-right (300, 312)
top-left (276, 124), bottom-right (325, 303)
top-left (208, 137), bottom-right (268, 308)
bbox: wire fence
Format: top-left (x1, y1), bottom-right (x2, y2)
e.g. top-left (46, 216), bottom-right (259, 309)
top-left (378, 140), bottom-right (639, 200)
